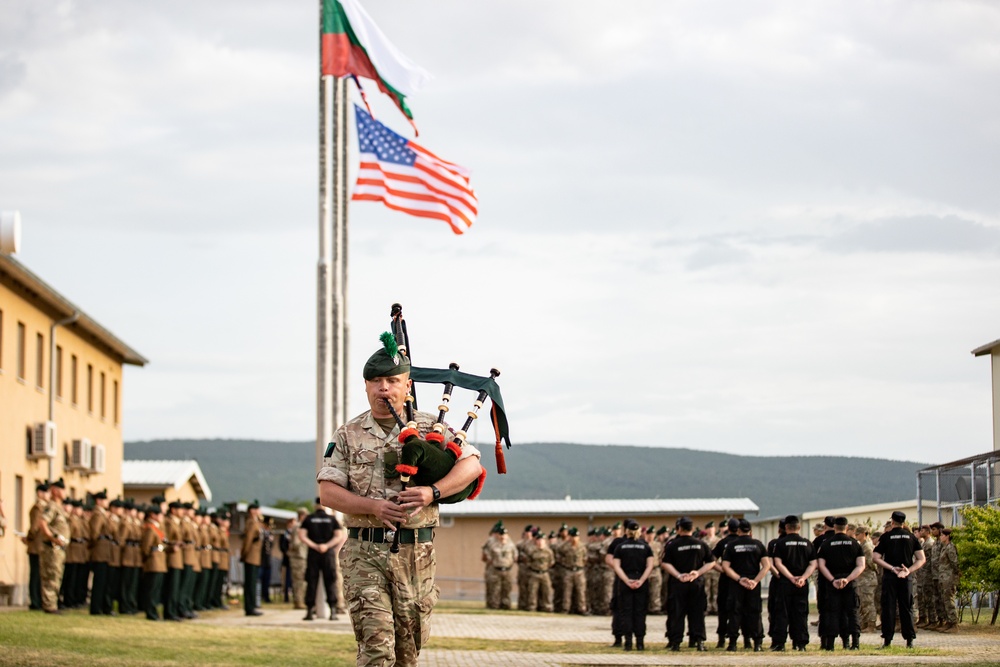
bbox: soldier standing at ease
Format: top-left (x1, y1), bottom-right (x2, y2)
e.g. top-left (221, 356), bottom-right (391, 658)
top-left (299, 500), bottom-right (345, 621)
top-left (603, 523), bottom-right (627, 644)
top-left (558, 527), bottom-right (589, 615)
top-left (934, 529), bottom-right (959, 632)
top-left (288, 508), bottom-right (309, 610)
top-left (163, 501), bottom-right (185, 621)
top-left (922, 522), bottom-right (943, 628)
top-left (516, 525), bottom-right (535, 610)
top-left (210, 510), bottom-right (232, 610)
top-left (241, 500), bottom-right (264, 616)
top-left (482, 522), bottom-right (501, 609)
top-left (660, 517), bottom-right (715, 652)
top-left (140, 505), bottom-right (167, 621)
top-left (644, 525), bottom-right (663, 615)
top-left (711, 518), bottom-right (741, 649)
top-left (63, 500), bottom-right (89, 608)
top-left (816, 517), bottom-right (865, 651)
top-left (721, 519), bottom-right (770, 652)
top-left (36, 479), bottom-right (70, 614)
top-left (106, 498), bottom-right (125, 614)
top-left (770, 515), bottom-right (816, 652)
top-left (765, 520), bottom-right (787, 648)
top-left (702, 521), bottom-right (720, 615)
top-left (119, 500), bottom-right (143, 615)
top-left (22, 483), bottom-right (49, 611)
top-left (88, 490), bottom-right (115, 615)
top-left (525, 529), bottom-right (554, 612)
top-left (551, 523), bottom-right (569, 612)
top-left (610, 519), bottom-right (654, 651)
top-left (856, 526), bottom-right (879, 632)
top-left (180, 503), bottom-right (201, 618)
top-left (484, 526), bottom-right (517, 609)
top-left (585, 529), bottom-right (607, 615)
top-left (872, 510), bottom-right (925, 649)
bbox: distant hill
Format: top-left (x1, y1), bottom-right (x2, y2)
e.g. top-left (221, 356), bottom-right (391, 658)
top-left (124, 440), bottom-right (930, 519)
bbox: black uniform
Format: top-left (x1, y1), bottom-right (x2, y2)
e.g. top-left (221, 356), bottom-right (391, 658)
top-left (606, 536), bottom-right (627, 640)
top-left (612, 538), bottom-right (653, 644)
top-left (300, 510), bottom-right (342, 613)
top-left (722, 536), bottom-right (767, 645)
top-left (771, 534), bottom-right (816, 648)
top-left (812, 529), bottom-right (835, 637)
top-left (661, 535), bottom-right (714, 647)
top-left (817, 534), bottom-right (863, 642)
top-left (873, 527), bottom-right (923, 642)
top-left (711, 533), bottom-right (740, 643)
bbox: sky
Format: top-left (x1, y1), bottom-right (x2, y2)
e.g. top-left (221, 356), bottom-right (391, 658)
top-left (2, 1), bottom-right (999, 464)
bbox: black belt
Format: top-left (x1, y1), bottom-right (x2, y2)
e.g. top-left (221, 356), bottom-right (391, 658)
top-left (530, 568), bottom-right (548, 574)
top-left (46, 542), bottom-right (65, 550)
top-left (493, 566), bottom-right (511, 571)
top-left (348, 527), bottom-right (433, 544)
top-left (126, 541), bottom-right (140, 547)
top-left (567, 566), bottom-right (583, 572)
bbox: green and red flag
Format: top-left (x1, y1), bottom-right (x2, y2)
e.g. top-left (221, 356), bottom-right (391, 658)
top-left (321, 0), bottom-right (431, 123)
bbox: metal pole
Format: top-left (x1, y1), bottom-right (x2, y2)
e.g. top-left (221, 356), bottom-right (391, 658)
top-left (935, 469), bottom-right (942, 524)
top-left (917, 471), bottom-right (923, 528)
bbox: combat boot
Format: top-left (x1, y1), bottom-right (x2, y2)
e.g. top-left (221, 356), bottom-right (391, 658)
top-left (877, 640), bottom-right (892, 650)
top-left (611, 635), bottom-right (621, 647)
top-left (623, 635), bottom-right (632, 651)
top-left (850, 635), bottom-right (860, 650)
top-left (769, 643), bottom-right (786, 652)
top-left (635, 636), bottom-right (644, 651)
top-left (841, 635), bottom-right (849, 649)
top-left (303, 609), bottom-right (315, 621)
top-left (726, 638), bottom-right (737, 652)
top-left (941, 622), bottom-right (958, 633)
top-left (753, 640), bottom-right (762, 652)
top-left (695, 641), bottom-right (707, 652)
top-left (716, 636), bottom-right (726, 649)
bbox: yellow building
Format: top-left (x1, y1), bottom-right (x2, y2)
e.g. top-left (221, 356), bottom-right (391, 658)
top-left (0, 252), bottom-right (146, 604)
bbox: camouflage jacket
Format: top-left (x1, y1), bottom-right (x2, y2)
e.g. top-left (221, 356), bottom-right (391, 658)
top-left (317, 409), bottom-right (480, 529)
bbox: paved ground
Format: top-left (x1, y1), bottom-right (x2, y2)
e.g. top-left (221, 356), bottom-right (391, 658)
top-left (203, 607), bottom-right (1000, 666)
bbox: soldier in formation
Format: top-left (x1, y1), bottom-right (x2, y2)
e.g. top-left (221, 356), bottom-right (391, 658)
top-left (524, 529), bottom-right (554, 612)
top-left (483, 526), bottom-right (517, 609)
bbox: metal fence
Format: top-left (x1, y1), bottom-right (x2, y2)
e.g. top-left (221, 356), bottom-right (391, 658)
top-left (917, 450), bottom-right (1000, 526)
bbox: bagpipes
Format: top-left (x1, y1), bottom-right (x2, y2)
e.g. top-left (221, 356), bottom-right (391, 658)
top-left (382, 303), bottom-right (511, 552)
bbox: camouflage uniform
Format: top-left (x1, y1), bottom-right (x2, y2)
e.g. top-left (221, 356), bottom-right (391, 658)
top-left (646, 537), bottom-right (664, 614)
top-left (557, 538), bottom-right (588, 614)
top-left (704, 534), bottom-right (721, 614)
top-left (857, 539), bottom-right (879, 631)
top-left (484, 538), bottom-right (517, 609)
top-left (526, 543), bottom-right (554, 612)
top-left (482, 535), bottom-right (499, 609)
top-left (289, 523), bottom-right (309, 609)
top-left (917, 536), bottom-right (936, 625)
top-left (586, 537), bottom-right (608, 614)
top-left (39, 500), bottom-right (70, 612)
top-left (516, 535), bottom-right (535, 610)
top-left (317, 409), bottom-right (480, 667)
top-left (934, 541), bottom-right (959, 625)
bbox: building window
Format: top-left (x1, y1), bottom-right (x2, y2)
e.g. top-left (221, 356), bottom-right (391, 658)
top-left (14, 476), bottom-right (24, 532)
top-left (100, 371), bottom-right (106, 419)
top-left (36, 332), bottom-right (44, 389)
top-left (87, 363), bottom-right (93, 413)
top-left (55, 346), bottom-right (63, 398)
top-left (71, 354), bottom-right (78, 405)
top-left (113, 380), bottom-right (120, 424)
top-left (17, 321), bottom-right (26, 380)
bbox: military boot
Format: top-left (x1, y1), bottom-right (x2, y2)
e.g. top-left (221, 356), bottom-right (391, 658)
top-left (623, 635), bottom-right (633, 651)
top-left (635, 636), bottom-right (644, 651)
top-left (850, 635), bottom-right (860, 650)
top-left (726, 638), bottom-right (737, 652)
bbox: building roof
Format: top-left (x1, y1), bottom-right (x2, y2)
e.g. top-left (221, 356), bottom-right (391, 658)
top-left (801, 499), bottom-right (938, 520)
top-left (440, 498), bottom-right (759, 518)
top-left (972, 338), bottom-right (1000, 357)
top-left (233, 502), bottom-right (296, 521)
top-left (0, 253), bottom-right (147, 366)
top-left (122, 460), bottom-right (212, 501)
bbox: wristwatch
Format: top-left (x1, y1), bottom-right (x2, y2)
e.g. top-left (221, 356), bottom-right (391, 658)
top-left (431, 485), bottom-right (441, 502)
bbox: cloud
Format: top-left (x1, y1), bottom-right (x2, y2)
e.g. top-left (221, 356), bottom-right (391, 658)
top-left (826, 215), bottom-right (1000, 254)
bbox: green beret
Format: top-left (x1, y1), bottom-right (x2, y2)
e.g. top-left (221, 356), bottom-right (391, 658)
top-left (656, 526), bottom-right (668, 535)
top-left (50, 478), bottom-right (66, 489)
top-left (363, 332), bottom-right (410, 381)
top-left (568, 527), bottom-right (579, 536)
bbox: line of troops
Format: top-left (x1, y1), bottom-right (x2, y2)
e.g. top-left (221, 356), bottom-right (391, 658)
top-left (24, 479), bottom-right (237, 620)
top-left (481, 511), bottom-right (961, 652)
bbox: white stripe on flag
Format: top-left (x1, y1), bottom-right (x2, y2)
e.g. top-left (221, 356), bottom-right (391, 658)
top-left (339, 0), bottom-right (431, 97)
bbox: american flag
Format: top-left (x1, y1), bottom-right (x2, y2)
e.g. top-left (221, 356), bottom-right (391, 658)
top-left (352, 105), bottom-right (478, 235)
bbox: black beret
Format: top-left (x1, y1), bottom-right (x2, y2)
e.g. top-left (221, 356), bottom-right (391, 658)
top-left (50, 478), bottom-right (66, 489)
top-left (824, 516), bottom-right (835, 528)
top-left (568, 527), bottom-right (579, 536)
top-left (676, 517), bottom-right (694, 530)
top-left (248, 499), bottom-right (260, 510)
top-left (93, 489), bottom-right (107, 499)
top-left (784, 515), bottom-right (800, 526)
top-left (169, 501), bottom-right (182, 509)
top-left (891, 511), bottom-right (906, 523)
top-left (645, 525), bottom-right (655, 534)
top-left (110, 499), bottom-right (123, 508)
top-left (623, 519), bottom-right (639, 531)
top-left (363, 333), bottom-right (410, 381)
top-left (36, 482), bottom-right (49, 492)
top-left (834, 516), bottom-right (849, 527)
top-left (656, 526), bottom-right (668, 535)
top-left (704, 520), bottom-right (714, 529)
top-left (525, 525), bottom-right (534, 532)
top-left (727, 518), bottom-right (740, 532)
top-left (738, 519), bottom-right (752, 532)
top-left (151, 495), bottom-right (166, 504)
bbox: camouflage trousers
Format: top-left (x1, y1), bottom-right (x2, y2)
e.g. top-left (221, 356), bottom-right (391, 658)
top-left (935, 575), bottom-right (958, 624)
top-left (703, 569), bottom-right (719, 613)
top-left (857, 575), bottom-right (878, 630)
top-left (526, 571), bottom-right (553, 612)
top-left (342, 538), bottom-right (439, 667)
top-left (551, 564), bottom-right (565, 612)
top-left (39, 544), bottom-right (66, 612)
top-left (587, 566), bottom-right (608, 614)
top-left (290, 557), bottom-right (307, 608)
top-left (561, 569), bottom-right (588, 614)
top-left (517, 566), bottom-right (530, 610)
top-left (486, 567), bottom-right (514, 610)
top-left (916, 573), bottom-right (937, 624)
top-left (647, 569), bottom-right (662, 613)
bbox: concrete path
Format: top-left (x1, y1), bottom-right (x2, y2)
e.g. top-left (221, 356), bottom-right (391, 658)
top-left (203, 608), bottom-right (1000, 665)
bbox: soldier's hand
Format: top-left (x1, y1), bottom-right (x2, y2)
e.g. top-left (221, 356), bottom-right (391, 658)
top-left (397, 487), bottom-right (432, 514)
top-left (372, 499), bottom-right (407, 528)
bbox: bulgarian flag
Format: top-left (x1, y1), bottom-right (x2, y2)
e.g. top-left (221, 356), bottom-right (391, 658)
top-left (321, 0), bottom-right (431, 123)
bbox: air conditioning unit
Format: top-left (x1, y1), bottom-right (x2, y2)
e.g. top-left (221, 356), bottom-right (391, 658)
top-left (71, 438), bottom-right (92, 470)
top-left (90, 443), bottom-right (106, 474)
top-left (29, 421), bottom-right (57, 459)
